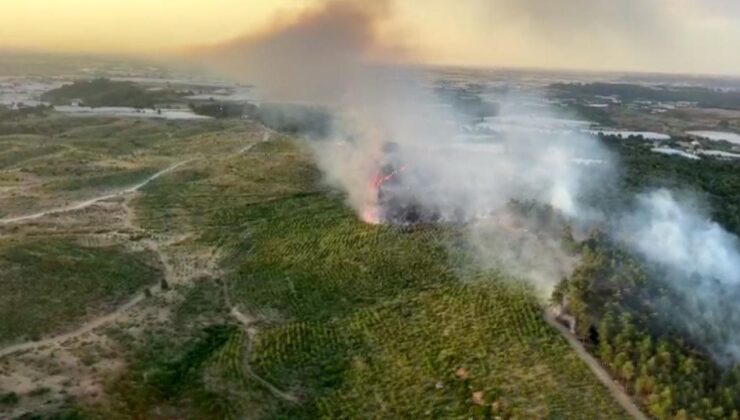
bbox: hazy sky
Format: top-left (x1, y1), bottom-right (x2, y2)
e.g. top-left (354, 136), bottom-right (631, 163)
top-left (1, 0), bottom-right (739, 75)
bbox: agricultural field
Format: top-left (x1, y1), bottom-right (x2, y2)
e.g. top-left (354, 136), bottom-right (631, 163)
top-left (3, 7), bottom-right (740, 416)
top-left (86, 130), bottom-right (628, 418)
top-left (222, 200), bottom-right (626, 418)
top-left (0, 109), bottom-right (631, 418)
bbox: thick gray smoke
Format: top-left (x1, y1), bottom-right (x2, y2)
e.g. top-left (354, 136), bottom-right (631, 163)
top-left (203, 0), bottom-right (403, 105)
top-left (622, 190), bottom-right (740, 286)
top-left (204, 0), bottom-right (740, 363)
top-left (203, 0), bottom-right (614, 299)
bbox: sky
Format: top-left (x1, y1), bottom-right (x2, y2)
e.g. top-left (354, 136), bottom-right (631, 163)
top-left (0, 0), bottom-right (739, 75)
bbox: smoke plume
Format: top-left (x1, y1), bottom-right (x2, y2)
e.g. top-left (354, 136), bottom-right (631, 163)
top-left (203, 0), bottom-right (404, 104)
top-left (204, 0), bottom-right (614, 296)
top-left (618, 190), bottom-right (740, 362)
top-left (203, 0), bottom-right (740, 363)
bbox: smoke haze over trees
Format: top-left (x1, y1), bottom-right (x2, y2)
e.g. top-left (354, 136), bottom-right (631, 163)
top-left (199, 0), bottom-right (740, 379)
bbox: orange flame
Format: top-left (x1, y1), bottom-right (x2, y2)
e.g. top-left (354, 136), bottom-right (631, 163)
top-left (362, 165), bottom-right (408, 224)
top-left (372, 165), bottom-right (408, 189)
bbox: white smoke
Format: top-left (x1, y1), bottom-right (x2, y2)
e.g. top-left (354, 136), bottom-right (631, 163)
top-left (374, 99), bottom-right (612, 290)
top-left (618, 190), bottom-right (740, 362)
top-left (199, 0), bottom-right (612, 297)
top-left (465, 209), bottom-right (580, 297)
top-left (202, 0), bottom-right (740, 363)
top-left (311, 88), bottom-right (613, 300)
top-left (622, 190), bottom-right (740, 284)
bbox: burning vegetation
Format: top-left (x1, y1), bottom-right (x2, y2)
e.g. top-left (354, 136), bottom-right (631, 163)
top-left (363, 142), bottom-right (442, 225)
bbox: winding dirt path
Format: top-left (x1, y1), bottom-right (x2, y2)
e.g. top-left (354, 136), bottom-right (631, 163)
top-left (0, 292), bottom-right (147, 359)
top-left (544, 310), bottom-right (648, 420)
top-left (240, 325), bottom-right (299, 404)
top-left (228, 303), bottom-right (298, 403)
top-left (0, 235), bottom-right (202, 360)
top-left (0, 129), bottom-right (273, 359)
top-left (0, 129), bottom-right (281, 387)
top-left (2, 125), bottom-right (271, 226)
top-left (219, 249), bottom-right (298, 403)
top-left (0, 159), bottom-right (196, 225)
top-left (0, 175), bottom-right (189, 360)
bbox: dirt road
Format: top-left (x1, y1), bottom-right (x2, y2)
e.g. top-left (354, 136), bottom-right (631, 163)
top-left (544, 310), bottom-right (648, 420)
top-left (0, 159), bottom-right (195, 225)
top-left (0, 292), bottom-right (147, 359)
top-left (0, 134), bottom-right (271, 358)
top-left (2, 127), bottom-right (272, 225)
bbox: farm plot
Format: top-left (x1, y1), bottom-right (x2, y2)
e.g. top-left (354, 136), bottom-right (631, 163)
top-left (88, 133), bottom-right (628, 418)
top-left (220, 192), bottom-right (628, 418)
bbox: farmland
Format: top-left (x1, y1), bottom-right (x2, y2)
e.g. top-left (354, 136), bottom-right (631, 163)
top-left (93, 126), bottom-right (628, 418)
top-left (0, 109), bottom-right (630, 418)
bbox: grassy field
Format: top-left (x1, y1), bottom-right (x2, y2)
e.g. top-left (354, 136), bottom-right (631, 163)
top-left (0, 113), bottom-right (255, 218)
top-left (134, 138), bottom-right (319, 236)
top-left (48, 167), bottom-right (160, 191)
top-left (0, 238), bottom-right (162, 344)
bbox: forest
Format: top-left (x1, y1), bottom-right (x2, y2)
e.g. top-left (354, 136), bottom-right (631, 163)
top-left (597, 135), bottom-right (740, 236)
top-left (553, 232), bottom-right (740, 419)
top-left (552, 135), bottom-right (740, 419)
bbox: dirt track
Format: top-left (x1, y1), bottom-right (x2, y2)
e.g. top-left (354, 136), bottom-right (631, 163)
top-left (219, 238), bottom-right (298, 404)
top-left (0, 133), bottom-right (271, 360)
top-left (0, 292), bottom-right (147, 359)
top-left (544, 310), bottom-right (648, 420)
top-left (0, 159), bottom-right (196, 225)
